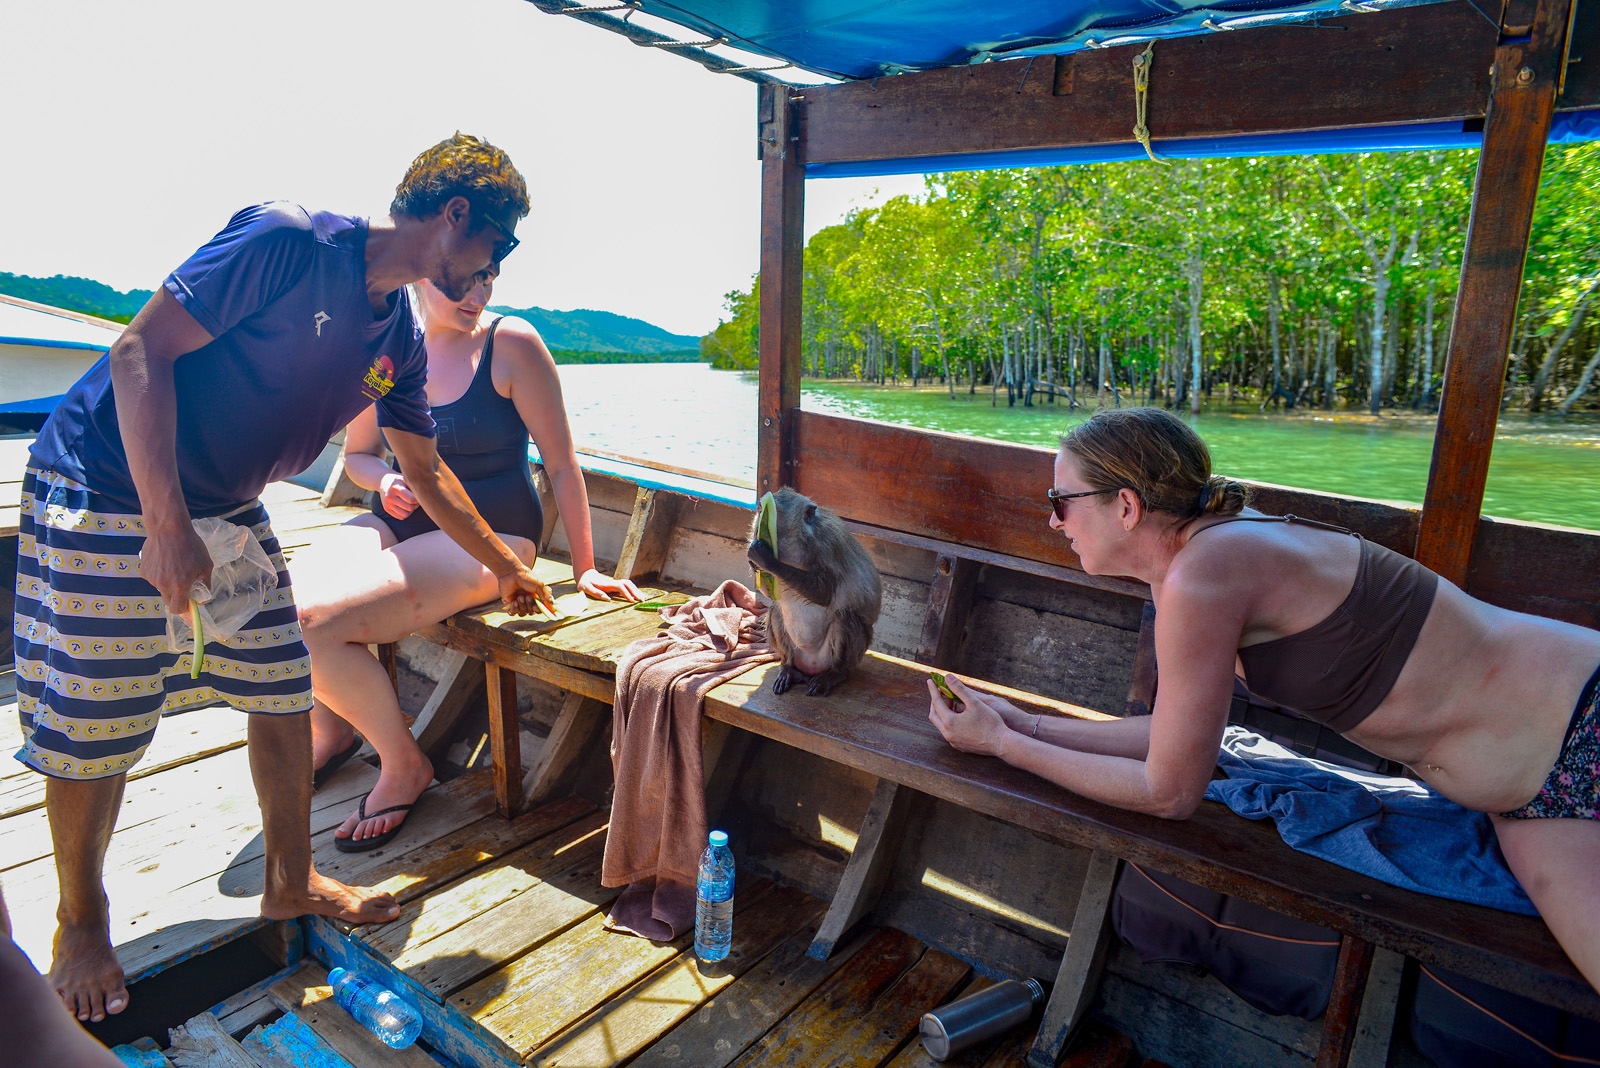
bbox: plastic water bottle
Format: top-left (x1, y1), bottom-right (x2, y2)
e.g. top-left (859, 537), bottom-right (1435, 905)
top-left (695, 829), bottom-right (736, 962)
top-left (327, 966), bottom-right (424, 1049)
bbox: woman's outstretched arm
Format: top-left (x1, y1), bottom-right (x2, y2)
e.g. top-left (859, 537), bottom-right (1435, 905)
top-left (496, 318), bottom-right (641, 601)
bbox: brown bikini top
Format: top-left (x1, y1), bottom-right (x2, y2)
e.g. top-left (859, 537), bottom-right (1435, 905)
top-left (1188, 515), bottom-right (1439, 732)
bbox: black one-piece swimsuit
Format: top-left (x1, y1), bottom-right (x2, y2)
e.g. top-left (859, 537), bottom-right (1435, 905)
top-left (371, 317), bottom-right (544, 543)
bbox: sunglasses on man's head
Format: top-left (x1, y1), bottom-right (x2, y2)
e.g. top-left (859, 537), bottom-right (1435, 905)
top-left (481, 213), bottom-right (520, 263)
top-left (1047, 487), bottom-right (1118, 520)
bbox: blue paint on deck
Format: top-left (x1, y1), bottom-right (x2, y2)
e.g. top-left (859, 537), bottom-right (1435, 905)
top-left (303, 914), bottom-right (515, 1068)
top-left (110, 1046), bottom-right (170, 1068)
top-left (241, 1011), bottom-right (350, 1068)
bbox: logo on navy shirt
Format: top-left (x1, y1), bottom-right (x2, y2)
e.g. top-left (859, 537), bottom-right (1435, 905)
top-left (362, 355), bottom-right (397, 401)
top-left (313, 311), bottom-right (331, 337)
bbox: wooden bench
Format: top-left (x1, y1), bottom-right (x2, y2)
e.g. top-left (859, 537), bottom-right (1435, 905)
top-left (403, 486), bottom-right (1599, 1068)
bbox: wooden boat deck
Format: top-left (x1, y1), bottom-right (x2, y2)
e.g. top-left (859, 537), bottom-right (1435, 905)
top-left (1, 476), bottom-right (1147, 1066)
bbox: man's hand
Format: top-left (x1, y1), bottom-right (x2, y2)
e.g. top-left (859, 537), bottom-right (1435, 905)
top-left (498, 567), bottom-right (557, 617)
top-left (139, 523), bottom-right (213, 614)
top-left (378, 472), bottom-right (418, 519)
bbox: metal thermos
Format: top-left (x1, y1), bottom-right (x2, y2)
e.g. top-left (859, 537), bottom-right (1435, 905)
top-left (919, 977), bottom-right (1045, 1061)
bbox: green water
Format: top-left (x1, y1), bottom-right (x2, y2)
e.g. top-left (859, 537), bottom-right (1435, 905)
top-left (800, 381), bottom-right (1600, 532)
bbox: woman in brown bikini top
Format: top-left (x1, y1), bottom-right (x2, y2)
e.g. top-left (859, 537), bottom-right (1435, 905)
top-left (925, 406), bottom-right (1600, 996)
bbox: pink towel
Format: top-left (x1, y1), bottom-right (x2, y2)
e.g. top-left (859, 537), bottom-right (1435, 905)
top-left (603, 579), bottom-right (777, 940)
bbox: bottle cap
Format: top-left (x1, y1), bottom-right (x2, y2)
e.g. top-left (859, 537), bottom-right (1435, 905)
top-left (708, 830), bottom-right (729, 846)
top-left (328, 967), bottom-right (347, 985)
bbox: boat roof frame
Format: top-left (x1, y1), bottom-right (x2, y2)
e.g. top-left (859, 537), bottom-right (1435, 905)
top-left (745, 0), bottom-right (1596, 587)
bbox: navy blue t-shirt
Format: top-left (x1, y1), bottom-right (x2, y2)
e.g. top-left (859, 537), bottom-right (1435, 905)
top-left (31, 203), bottom-right (435, 516)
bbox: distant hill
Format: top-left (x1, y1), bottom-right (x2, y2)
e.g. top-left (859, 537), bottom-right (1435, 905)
top-left (0, 272), bottom-right (706, 361)
top-left (489, 304), bottom-right (703, 356)
top-left (0, 273), bottom-right (154, 324)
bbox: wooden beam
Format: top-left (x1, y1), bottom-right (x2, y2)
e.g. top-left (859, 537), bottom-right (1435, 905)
top-left (1028, 849), bottom-right (1121, 1068)
top-left (1416, 0), bottom-right (1572, 585)
top-left (757, 82), bottom-right (805, 496)
top-left (318, 442), bottom-right (366, 508)
top-left (797, 3), bottom-right (1497, 166)
top-left (807, 777), bottom-right (917, 960)
top-left (701, 718), bottom-right (755, 825)
top-left (916, 553), bottom-right (980, 667)
top-left (521, 691), bottom-right (609, 806)
top-left (797, 411), bottom-right (1600, 625)
top-left (486, 662), bottom-right (522, 819)
top-left (615, 486), bottom-right (685, 582)
top-left (410, 649), bottom-right (488, 760)
top-left (1124, 602), bottom-right (1158, 717)
top-left (1315, 936), bottom-right (1378, 1068)
top-left (1346, 947), bottom-right (1407, 1068)
top-left (376, 642), bottom-right (398, 691)
top-left (532, 463), bottom-right (561, 555)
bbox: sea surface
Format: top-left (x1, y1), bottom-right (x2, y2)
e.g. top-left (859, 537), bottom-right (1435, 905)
top-left (555, 363), bottom-right (1600, 531)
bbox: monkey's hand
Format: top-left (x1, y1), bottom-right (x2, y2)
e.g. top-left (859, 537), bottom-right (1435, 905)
top-left (747, 539), bottom-right (779, 573)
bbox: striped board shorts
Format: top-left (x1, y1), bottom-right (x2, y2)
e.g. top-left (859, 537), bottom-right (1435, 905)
top-left (13, 466), bottom-right (313, 781)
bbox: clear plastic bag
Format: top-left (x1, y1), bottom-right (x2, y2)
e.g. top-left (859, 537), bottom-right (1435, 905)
top-left (154, 517), bottom-right (279, 652)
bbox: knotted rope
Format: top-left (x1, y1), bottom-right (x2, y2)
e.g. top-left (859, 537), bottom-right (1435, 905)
top-left (1133, 42), bottom-right (1168, 163)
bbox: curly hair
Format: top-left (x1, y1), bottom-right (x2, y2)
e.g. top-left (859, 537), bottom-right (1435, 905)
top-left (1060, 407), bottom-right (1248, 521)
top-left (391, 133), bottom-right (529, 230)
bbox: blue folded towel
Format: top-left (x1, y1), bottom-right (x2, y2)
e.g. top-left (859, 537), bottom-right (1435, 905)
top-left (1203, 726), bottom-right (1537, 915)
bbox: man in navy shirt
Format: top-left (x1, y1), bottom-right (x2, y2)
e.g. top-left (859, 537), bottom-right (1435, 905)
top-left (15, 133), bottom-right (553, 1023)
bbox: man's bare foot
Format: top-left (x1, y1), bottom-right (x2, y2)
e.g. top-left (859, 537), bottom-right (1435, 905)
top-left (262, 870), bottom-right (399, 925)
top-left (335, 752), bottom-right (432, 844)
top-left (49, 919), bottom-right (128, 1022)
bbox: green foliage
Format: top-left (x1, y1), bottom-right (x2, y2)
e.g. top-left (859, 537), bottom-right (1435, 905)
top-left (701, 280), bottom-right (759, 370)
top-left (0, 272), bottom-right (153, 324)
top-left (703, 146), bottom-right (1600, 412)
top-left (548, 348), bottom-right (702, 364)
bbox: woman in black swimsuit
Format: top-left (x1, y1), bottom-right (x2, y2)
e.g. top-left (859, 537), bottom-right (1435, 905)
top-left (296, 268), bottom-right (641, 851)
top-left (927, 406), bottom-right (1600, 992)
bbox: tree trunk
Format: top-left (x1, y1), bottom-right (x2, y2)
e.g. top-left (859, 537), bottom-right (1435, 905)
top-left (1530, 274), bottom-right (1600, 412)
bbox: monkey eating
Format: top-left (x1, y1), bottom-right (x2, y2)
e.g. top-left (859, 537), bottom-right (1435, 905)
top-left (747, 487), bottom-right (882, 697)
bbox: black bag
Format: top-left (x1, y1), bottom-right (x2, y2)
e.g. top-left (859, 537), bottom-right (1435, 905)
top-left (1410, 965), bottom-right (1600, 1068)
top-left (1111, 861), bottom-right (1342, 1020)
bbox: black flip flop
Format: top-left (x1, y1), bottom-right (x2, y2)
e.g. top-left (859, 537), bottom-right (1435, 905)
top-left (312, 735), bottom-right (363, 790)
top-left (333, 790), bottom-right (424, 853)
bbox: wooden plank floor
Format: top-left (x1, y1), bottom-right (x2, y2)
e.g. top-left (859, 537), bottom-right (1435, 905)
top-left (306, 795), bottom-right (1144, 1068)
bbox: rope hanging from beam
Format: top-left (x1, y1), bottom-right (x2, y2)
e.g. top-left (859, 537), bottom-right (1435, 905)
top-left (1132, 42), bottom-right (1169, 163)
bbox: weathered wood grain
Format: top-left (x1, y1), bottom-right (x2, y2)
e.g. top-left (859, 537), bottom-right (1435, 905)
top-left (488, 662), bottom-right (521, 818)
top-left (357, 809), bottom-right (607, 957)
top-left (525, 886), bottom-right (823, 1067)
top-left (630, 924), bottom-right (875, 1068)
top-left (725, 926), bottom-right (970, 1068)
top-left (1417, 0), bottom-right (1574, 584)
top-left (798, 3), bottom-right (1496, 165)
top-left (1029, 850), bottom-right (1121, 1067)
top-left (0, 708), bottom-right (250, 818)
top-left (808, 777), bottom-right (916, 960)
top-left (702, 651), bottom-right (1599, 1019)
top-left (241, 1012), bottom-right (348, 1068)
top-left (389, 826), bottom-right (617, 998)
top-left (323, 794), bottom-right (597, 914)
top-left (758, 82), bottom-right (804, 497)
top-left (522, 692), bottom-right (610, 807)
top-left (166, 1012), bottom-right (261, 1068)
top-left (617, 486), bottom-right (687, 582)
top-left (919, 554), bottom-right (980, 667)
top-left (461, 880), bottom-right (777, 1056)
top-left (410, 649), bottom-right (487, 759)
top-left (1315, 937), bottom-right (1377, 1068)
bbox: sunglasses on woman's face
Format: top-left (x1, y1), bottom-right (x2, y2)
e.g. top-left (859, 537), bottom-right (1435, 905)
top-left (1048, 487), bottom-right (1118, 521)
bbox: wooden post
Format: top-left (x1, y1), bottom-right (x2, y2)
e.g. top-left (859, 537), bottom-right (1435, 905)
top-left (757, 82), bottom-right (804, 496)
top-left (486, 662), bottom-right (521, 819)
top-left (807, 778), bottom-right (917, 960)
top-left (916, 554), bottom-right (980, 668)
top-left (1028, 849), bottom-right (1122, 1068)
top-left (1415, 0), bottom-right (1572, 584)
top-left (1315, 935), bottom-right (1377, 1068)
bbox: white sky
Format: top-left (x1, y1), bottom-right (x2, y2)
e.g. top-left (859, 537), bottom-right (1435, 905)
top-left (0, 0), bottom-right (924, 338)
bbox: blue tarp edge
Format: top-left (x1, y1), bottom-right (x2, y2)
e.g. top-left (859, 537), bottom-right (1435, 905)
top-left (807, 109), bottom-right (1600, 179)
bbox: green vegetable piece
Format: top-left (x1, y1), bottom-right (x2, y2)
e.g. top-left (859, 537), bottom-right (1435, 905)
top-left (755, 491), bottom-right (780, 599)
top-left (190, 601), bottom-right (204, 680)
top-left (930, 671), bottom-right (956, 700)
